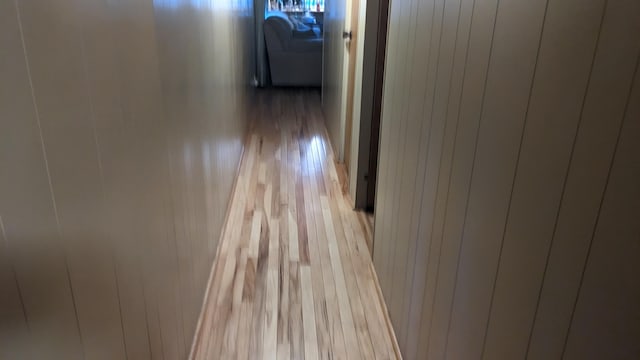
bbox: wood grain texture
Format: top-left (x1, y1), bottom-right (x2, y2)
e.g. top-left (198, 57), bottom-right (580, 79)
top-left (374, 0), bottom-right (640, 359)
top-left (191, 89), bottom-right (400, 360)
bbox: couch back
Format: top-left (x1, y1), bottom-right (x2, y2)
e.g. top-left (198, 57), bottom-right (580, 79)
top-left (264, 12), bottom-right (294, 51)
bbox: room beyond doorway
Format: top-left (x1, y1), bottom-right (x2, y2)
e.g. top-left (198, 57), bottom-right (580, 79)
top-left (256, 1), bottom-right (325, 88)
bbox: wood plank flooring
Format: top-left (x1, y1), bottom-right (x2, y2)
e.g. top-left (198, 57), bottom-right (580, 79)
top-left (190, 89), bottom-right (399, 360)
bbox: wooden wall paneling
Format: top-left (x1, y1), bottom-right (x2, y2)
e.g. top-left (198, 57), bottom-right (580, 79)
top-left (1, 2), bottom-right (84, 359)
top-left (159, 3), bottom-right (233, 357)
top-left (392, 0), bottom-right (502, 356)
top-left (563, 60), bottom-right (640, 360)
top-left (194, 74), bottom-right (219, 348)
top-left (201, 34), bottom-right (227, 262)
top-left (15, 0), bottom-right (129, 358)
top-left (372, 0), bottom-right (414, 293)
top-left (387, 0), bottom-right (440, 347)
top-left (380, 0), bottom-right (421, 310)
top-left (0, 214), bottom-right (31, 359)
top-left (402, 0), bottom-right (466, 357)
top-left (114, 5), bottom-right (171, 360)
top-left (151, 147), bottom-right (183, 360)
top-left (163, 38), bottom-right (195, 335)
top-left (421, 0), bottom-right (500, 358)
top-left (112, 3), bottom-right (169, 358)
top-left (155, 7), bottom-right (201, 337)
top-left (78, 1), bottom-right (157, 359)
top-left (526, 2), bottom-right (640, 359)
top-left (166, 142), bottom-right (190, 356)
top-left (0, 5), bottom-right (36, 359)
top-left (444, 0), bottom-right (548, 357)
top-left (154, 6), bottom-right (215, 357)
top-left (1, 0), bottom-right (252, 357)
top-left (99, 5), bottom-right (162, 358)
top-left (481, 0), bottom-right (608, 358)
top-left (83, 11), bottom-right (151, 359)
top-left (392, 0), bottom-right (447, 352)
top-left (416, 0), bottom-right (475, 357)
top-left (108, 0), bottom-right (190, 358)
top-left (167, 136), bottom-right (197, 352)
top-left (374, 0), bottom-right (640, 358)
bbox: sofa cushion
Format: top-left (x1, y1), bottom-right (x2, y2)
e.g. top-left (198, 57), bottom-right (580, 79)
top-left (288, 38), bottom-right (323, 53)
top-left (292, 28), bottom-right (319, 39)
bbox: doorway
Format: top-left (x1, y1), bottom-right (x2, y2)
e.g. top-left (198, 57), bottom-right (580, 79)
top-left (257, 0), bottom-right (325, 87)
top-left (255, 0), bottom-right (389, 250)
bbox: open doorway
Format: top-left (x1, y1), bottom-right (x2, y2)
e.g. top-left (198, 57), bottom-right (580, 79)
top-left (255, 0), bottom-right (325, 87)
top-left (349, 0), bottom-right (388, 213)
top-left (320, 0), bottom-right (389, 205)
top-left (253, 0), bottom-right (389, 253)
top-left (322, 0), bottom-right (389, 252)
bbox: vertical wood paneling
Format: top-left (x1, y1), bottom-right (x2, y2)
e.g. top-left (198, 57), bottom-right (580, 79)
top-left (0, 216), bottom-right (31, 360)
top-left (0, 0), bottom-right (254, 358)
top-left (420, 0), bottom-right (477, 357)
top-left (372, 0), bottom-right (418, 294)
top-left (0, 2), bottom-right (84, 358)
top-left (430, 3), bottom-right (502, 358)
top-left (563, 61), bottom-right (640, 360)
top-left (0, 4), bottom-right (33, 358)
top-left (389, 0), bottom-right (440, 347)
top-left (405, 0), bottom-right (465, 356)
top-left (374, 0), bottom-right (640, 358)
top-left (446, 0), bottom-right (548, 356)
top-left (81, 2), bottom-right (155, 357)
top-left (528, 1), bottom-right (640, 358)
top-left (17, 1), bottom-right (128, 358)
top-left (482, 0), bottom-right (607, 358)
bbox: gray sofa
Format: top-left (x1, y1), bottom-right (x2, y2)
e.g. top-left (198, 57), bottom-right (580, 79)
top-left (264, 12), bottom-right (323, 87)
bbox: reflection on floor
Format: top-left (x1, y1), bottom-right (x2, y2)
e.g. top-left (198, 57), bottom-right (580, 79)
top-left (191, 89), bottom-right (399, 360)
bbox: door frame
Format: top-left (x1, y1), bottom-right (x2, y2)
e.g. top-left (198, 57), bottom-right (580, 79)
top-left (342, 0), bottom-right (361, 172)
top-left (350, 0), bottom-right (389, 210)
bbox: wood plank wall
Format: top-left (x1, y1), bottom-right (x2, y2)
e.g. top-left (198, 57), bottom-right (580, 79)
top-left (0, 1), bottom-right (254, 359)
top-left (373, 0), bottom-right (640, 358)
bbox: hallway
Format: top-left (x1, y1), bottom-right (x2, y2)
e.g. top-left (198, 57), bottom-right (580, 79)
top-left (191, 90), bottom-right (399, 359)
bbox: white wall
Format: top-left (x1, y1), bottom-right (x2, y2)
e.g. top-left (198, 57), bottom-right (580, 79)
top-left (0, 0), bottom-right (253, 358)
top-left (323, 0), bottom-right (348, 161)
top-left (373, 0), bottom-right (640, 358)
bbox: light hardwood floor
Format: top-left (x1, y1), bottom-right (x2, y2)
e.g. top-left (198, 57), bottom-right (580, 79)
top-left (190, 90), bottom-right (400, 359)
